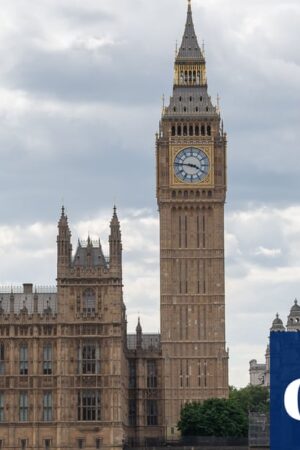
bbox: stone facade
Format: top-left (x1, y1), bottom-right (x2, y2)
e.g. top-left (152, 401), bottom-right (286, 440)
top-left (156, 0), bottom-right (228, 440)
top-left (0, 2), bottom-right (229, 449)
top-left (249, 301), bottom-right (300, 387)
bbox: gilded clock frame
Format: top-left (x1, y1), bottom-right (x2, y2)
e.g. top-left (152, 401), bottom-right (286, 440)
top-left (170, 143), bottom-right (214, 188)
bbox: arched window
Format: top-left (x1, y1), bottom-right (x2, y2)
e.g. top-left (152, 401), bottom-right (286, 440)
top-left (171, 126), bottom-right (176, 136)
top-left (83, 289), bottom-right (96, 314)
top-left (189, 125), bottom-right (194, 136)
top-left (183, 125), bottom-right (187, 136)
top-left (195, 125), bottom-right (199, 136)
top-left (177, 125), bottom-right (182, 136)
top-left (201, 125), bottom-right (205, 136)
top-left (207, 125), bottom-right (211, 136)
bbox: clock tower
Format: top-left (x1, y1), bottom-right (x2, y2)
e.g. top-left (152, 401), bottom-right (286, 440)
top-left (156, 0), bottom-right (229, 438)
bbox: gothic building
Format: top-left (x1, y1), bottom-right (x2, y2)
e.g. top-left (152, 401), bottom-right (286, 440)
top-left (249, 300), bottom-right (300, 387)
top-left (0, 2), bottom-right (228, 449)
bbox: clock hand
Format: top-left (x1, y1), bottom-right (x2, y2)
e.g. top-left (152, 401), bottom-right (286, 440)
top-left (174, 162), bottom-right (201, 170)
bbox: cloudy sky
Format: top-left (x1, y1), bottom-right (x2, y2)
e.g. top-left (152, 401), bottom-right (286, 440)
top-left (0, 0), bottom-right (299, 387)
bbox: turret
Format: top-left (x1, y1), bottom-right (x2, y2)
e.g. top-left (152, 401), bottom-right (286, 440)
top-left (57, 206), bottom-right (72, 278)
top-left (109, 206), bottom-right (122, 277)
top-left (136, 317), bottom-right (143, 350)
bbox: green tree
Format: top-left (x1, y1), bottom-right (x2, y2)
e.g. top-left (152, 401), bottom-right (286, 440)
top-left (178, 399), bottom-right (247, 437)
top-left (229, 385), bottom-right (269, 414)
top-left (178, 385), bottom-right (269, 437)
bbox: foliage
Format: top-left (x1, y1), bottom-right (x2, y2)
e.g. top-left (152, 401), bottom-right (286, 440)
top-left (229, 385), bottom-right (269, 415)
top-left (178, 385), bottom-right (269, 437)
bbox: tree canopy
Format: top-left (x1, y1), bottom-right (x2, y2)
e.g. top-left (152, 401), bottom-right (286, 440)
top-left (178, 385), bottom-right (269, 437)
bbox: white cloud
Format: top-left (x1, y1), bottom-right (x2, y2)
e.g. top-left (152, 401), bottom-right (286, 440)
top-left (0, 205), bottom-right (300, 387)
top-left (254, 246), bottom-right (282, 257)
top-left (0, 0), bottom-right (299, 390)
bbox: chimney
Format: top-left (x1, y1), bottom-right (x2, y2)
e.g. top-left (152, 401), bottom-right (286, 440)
top-left (23, 284), bottom-right (33, 295)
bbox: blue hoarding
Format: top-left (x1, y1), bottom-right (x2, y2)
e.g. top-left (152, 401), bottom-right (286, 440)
top-left (270, 331), bottom-right (300, 449)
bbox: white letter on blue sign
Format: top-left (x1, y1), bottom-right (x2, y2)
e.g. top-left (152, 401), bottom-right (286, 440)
top-left (284, 379), bottom-right (300, 421)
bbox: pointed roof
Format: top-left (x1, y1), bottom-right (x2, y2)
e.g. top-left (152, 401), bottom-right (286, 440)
top-left (58, 205), bottom-right (69, 228)
top-left (110, 205), bottom-right (121, 234)
top-left (176, 0), bottom-right (204, 62)
top-left (111, 205), bottom-right (119, 223)
top-left (73, 239), bottom-right (107, 268)
top-left (270, 313), bottom-right (285, 332)
top-left (136, 317), bottom-right (142, 334)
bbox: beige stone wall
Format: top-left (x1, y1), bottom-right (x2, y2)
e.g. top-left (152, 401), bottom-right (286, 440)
top-left (157, 112), bottom-right (229, 438)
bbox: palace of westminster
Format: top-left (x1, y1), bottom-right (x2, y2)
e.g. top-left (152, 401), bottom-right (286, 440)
top-left (0, 1), bottom-right (229, 449)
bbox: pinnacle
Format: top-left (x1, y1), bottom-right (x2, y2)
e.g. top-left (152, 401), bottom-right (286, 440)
top-left (176, 0), bottom-right (204, 62)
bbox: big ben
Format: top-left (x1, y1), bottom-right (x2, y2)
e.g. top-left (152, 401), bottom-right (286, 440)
top-left (157, 0), bottom-right (229, 438)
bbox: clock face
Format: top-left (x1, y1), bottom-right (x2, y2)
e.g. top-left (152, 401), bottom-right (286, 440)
top-left (174, 147), bottom-right (210, 183)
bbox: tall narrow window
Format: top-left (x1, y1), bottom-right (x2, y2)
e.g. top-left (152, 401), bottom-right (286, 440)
top-left (0, 393), bottom-right (4, 422)
top-left (78, 390), bottom-right (101, 421)
top-left (129, 360), bottom-right (136, 388)
top-left (81, 343), bottom-right (98, 374)
top-left (197, 260), bottom-right (200, 294)
top-left (20, 440), bottom-right (27, 450)
top-left (78, 439), bottom-right (84, 449)
top-left (197, 215), bottom-right (200, 249)
top-left (203, 215), bottom-right (206, 248)
top-left (129, 399), bottom-right (137, 426)
top-left (44, 439), bottom-right (51, 450)
top-left (95, 439), bottom-right (102, 449)
top-left (43, 344), bottom-right (52, 375)
top-left (20, 344), bottom-right (28, 375)
top-left (184, 216), bottom-right (188, 248)
top-left (43, 392), bottom-right (52, 421)
top-left (179, 216), bottom-right (182, 248)
top-left (20, 392), bottom-right (28, 421)
top-left (147, 400), bottom-right (158, 426)
top-left (207, 125), bottom-right (211, 136)
top-left (180, 360), bottom-right (183, 387)
top-left (186, 359), bottom-right (189, 387)
top-left (147, 360), bottom-right (157, 388)
top-left (0, 344), bottom-right (4, 374)
top-left (185, 260), bottom-right (188, 294)
top-left (83, 289), bottom-right (96, 314)
top-left (201, 125), bottom-right (205, 136)
top-left (203, 261), bottom-right (206, 294)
